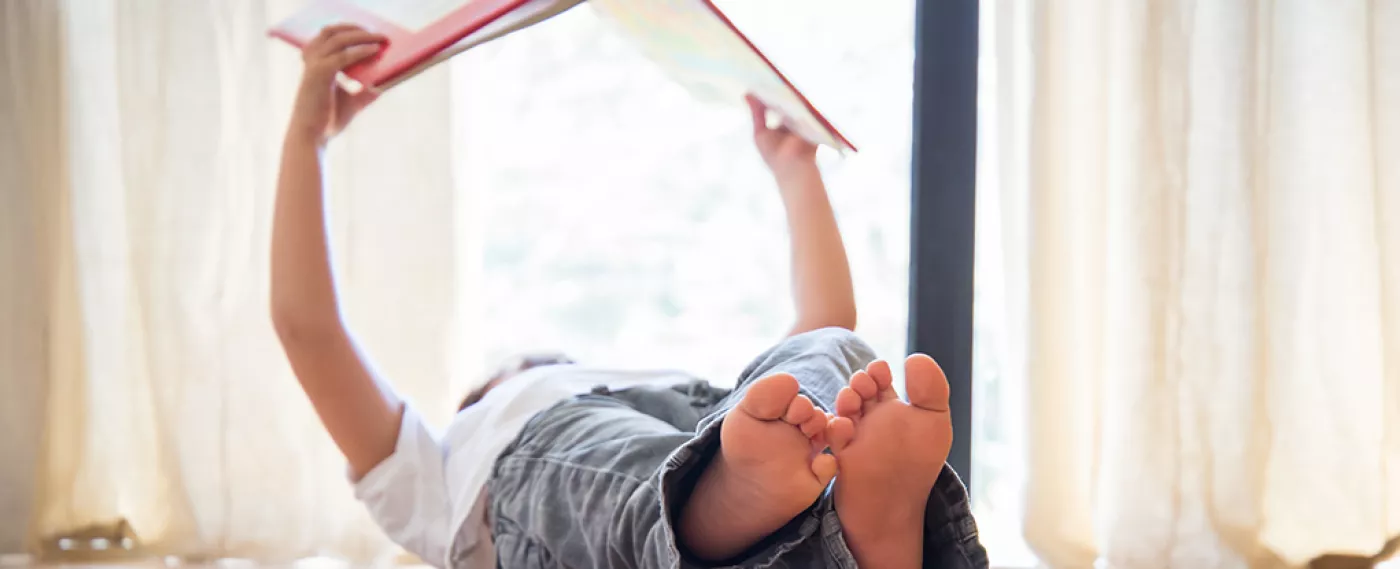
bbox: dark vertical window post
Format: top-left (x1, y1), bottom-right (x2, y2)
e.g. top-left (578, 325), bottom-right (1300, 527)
top-left (908, 0), bottom-right (978, 488)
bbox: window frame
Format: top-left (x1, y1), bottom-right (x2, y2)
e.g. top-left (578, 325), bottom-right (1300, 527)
top-left (907, 0), bottom-right (979, 490)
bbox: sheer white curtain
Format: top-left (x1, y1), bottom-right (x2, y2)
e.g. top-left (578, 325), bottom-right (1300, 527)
top-left (984, 0), bottom-right (1399, 567)
top-left (1, 0), bottom-right (474, 561)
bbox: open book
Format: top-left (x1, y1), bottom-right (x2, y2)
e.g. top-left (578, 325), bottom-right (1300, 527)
top-left (270, 0), bottom-right (854, 152)
top-left (269, 0), bottom-right (584, 92)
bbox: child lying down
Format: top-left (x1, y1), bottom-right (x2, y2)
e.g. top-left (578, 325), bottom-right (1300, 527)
top-left (269, 25), bottom-right (989, 569)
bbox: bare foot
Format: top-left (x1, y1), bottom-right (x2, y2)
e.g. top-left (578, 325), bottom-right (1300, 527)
top-left (679, 373), bottom-right (837, 562)
top-left (827, 355), bottom-right (952, 569)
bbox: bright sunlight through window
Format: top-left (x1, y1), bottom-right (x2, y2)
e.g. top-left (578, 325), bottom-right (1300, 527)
top-left (453, 1), bottom-right (1031, 565)
top-left (452, 0), bottom-right (912, 386)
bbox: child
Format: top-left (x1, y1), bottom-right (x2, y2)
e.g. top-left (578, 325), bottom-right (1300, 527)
top-left (270, 25), bottom-right (988, 569)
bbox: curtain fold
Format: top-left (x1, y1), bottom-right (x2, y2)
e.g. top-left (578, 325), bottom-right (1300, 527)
top-left (0, 0), bottom-right (65, 554)
top-left (1, 0), bottom-right (472, 560)
top-left (994, 0), bottom-right (1400, 567)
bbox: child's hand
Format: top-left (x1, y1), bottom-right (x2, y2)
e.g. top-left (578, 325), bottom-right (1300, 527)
top-left (747, 94), bottom-right (818, 180)
top-left (289, 25), bottom-right (386, 145)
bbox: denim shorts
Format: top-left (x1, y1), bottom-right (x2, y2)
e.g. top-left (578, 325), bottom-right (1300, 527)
top-left (486, 327), bottom-right (988, 568)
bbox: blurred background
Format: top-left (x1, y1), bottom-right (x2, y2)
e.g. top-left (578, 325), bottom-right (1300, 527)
top-left (1, 1), bottom-right (1397, 568)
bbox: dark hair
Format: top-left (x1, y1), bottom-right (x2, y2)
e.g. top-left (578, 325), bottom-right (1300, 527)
top-left (457, 352), bottom-right (575, 411)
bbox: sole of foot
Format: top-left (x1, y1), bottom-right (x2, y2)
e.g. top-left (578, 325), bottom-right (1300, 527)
top-left (678, 373), bottom-right (837, 562)
top-left (827, 354), bottom-right (953, 569)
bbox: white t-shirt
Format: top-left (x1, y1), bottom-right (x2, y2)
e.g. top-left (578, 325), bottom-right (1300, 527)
top-left (351, 365), bottom-right (694, 569)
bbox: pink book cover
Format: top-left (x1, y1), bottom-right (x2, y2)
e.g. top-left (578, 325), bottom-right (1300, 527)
top-left (269, 0), bottom-right (566, 91)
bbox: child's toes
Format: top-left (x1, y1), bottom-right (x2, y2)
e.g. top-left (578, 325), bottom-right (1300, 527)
top-left (826, 416), bottom-right (856, 452)
top-left (835, 387), bottom-right (863, 419)
top-left (849, 370), bottom-right (878, 399)
top-left (783, 394), bottom-right (817, 426)
top-left (866, 360), bottom-right (899, 401)
top-left (800, 412), bottom-right (827, 438)
top-left (811, 453), bottom-right (837, 485)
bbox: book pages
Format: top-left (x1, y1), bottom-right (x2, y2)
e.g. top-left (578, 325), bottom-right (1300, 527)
top-left (345, 0), bottom-right (468, 32)
top-left (372, 0), bottom-right (584, 92)
top-left (589, 0), bottom-right (846, 150)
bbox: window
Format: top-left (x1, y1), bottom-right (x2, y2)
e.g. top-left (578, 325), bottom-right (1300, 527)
top-left (905, 0), bottom-right (1033, 565)
top-left (971, 0), bottom-right (1032, 565)
top-left (453, 0), bottom-right (915, 387)
top-left (452, 1), bottom-right (1035, 565)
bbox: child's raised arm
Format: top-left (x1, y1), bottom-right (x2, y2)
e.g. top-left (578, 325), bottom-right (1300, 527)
top-left (269, 25), bottom-right (402, 479)
top-left (746, 96), bottom-right (858, 336)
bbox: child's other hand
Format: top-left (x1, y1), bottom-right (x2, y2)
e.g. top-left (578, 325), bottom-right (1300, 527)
top-left (289, 25), bottom-right (386, 145)
top-left (747, 94), bottom-right (818, 180)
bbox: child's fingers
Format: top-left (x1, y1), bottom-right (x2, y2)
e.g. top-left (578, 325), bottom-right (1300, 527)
top-left (327, 44), bottom-right (380, 71)
top-left (306, 25), bottom-right (368, 56)
top-left (344, 87), bottom-right (379, 111)
top-left (746, 94), bottom-right (768, 133)
top-left (313, 23), bottom-right (365, 42)
top-left (316, 29), bottom-right (386, 60)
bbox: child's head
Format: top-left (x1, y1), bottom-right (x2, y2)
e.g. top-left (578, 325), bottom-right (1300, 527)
top-left (457, 352), bottom-right (575, 411)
